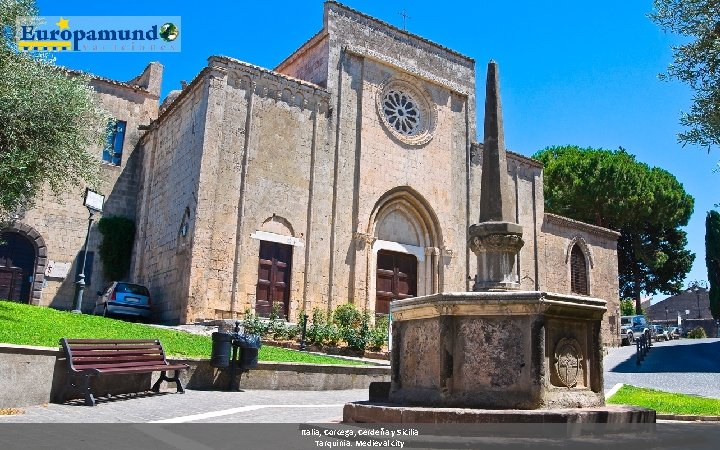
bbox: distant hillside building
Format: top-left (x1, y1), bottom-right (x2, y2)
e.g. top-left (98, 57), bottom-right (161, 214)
top-left (0, 2), bottom-right (623, 345)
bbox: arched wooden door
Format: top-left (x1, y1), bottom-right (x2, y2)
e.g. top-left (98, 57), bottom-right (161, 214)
top-left (255, 240), bottom-right (292, 319)
top-left (376, 250), bottom-right (417, 315)
top-left (0, 232), bottom-right (36, 303)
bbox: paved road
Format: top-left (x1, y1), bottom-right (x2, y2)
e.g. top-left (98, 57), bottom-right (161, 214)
top-left (0, 389), bottom-right (365, 423)
top-left (2, 338), bottom-right (718, 423)
top-left (604, 337), bottom-right (720, 398)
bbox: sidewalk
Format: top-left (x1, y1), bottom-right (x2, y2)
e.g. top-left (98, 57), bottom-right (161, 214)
top-left (0, 389), bottom-right (366, 423)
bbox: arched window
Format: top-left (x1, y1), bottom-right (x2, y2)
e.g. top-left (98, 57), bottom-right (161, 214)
top-left (570, 244), bottom-right (589, 295)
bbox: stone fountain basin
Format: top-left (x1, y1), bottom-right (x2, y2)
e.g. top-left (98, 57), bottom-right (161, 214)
top-left (388, 291), bottom-right (607, 410)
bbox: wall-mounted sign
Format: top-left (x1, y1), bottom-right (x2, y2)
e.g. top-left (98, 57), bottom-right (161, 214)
top-left (45, 260), bottom-right (72, 278)
top-left (84, 188), bottom-right (104, 212)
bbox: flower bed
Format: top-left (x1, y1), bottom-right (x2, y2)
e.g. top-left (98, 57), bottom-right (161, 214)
top-left (241, 303), bottom-right (391, 359)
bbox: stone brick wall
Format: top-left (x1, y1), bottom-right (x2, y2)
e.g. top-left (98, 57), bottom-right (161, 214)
top-left (468, 147), bottom-right (545, 291)
top-left (276, 32), bottom-right (330, 88)
top-left (2, 2), bottom-right (624, 348)
top-left (320, 2), bottom-right (477, 314)
top-left (508, 153), bottom-right (545, 292)
top-left (352, 58), bottom-right (471, 305)
top-left (80, 2), bottom-right (622, 335)
top-left (143, 3), bottom-right (483, 323)
top-left (137, 56), bottom-right (333, 323)
top-left (132, 67), bottom-right (208, 323)
top-left (540, 213), bottom-right (621, 346)
top-left (10, 63), bottom-right (161, 311)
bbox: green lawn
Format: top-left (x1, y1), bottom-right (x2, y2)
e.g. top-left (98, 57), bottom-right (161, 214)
top-left (0, 301), bottom-right (367, 365)
top-left (608, 385), bottom-right (720, 416)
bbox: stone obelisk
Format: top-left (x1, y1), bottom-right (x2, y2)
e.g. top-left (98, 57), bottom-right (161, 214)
top-left (469, 60), bottom-right (524, 291)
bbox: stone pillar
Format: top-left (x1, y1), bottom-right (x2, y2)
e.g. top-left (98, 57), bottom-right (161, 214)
top-left (469, 222), bottom-right (523, 290)
top-left (469, 60), bottom-right (524, 291)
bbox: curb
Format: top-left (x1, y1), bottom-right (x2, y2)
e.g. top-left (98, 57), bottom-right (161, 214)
top-left (0, 343), bottom-right (391, 409)
top-left (604, 383), bottom-right (624, 399)
top-left (656, 414), bottom-right (720, 422)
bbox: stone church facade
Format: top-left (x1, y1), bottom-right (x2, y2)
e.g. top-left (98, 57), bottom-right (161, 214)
top-left (0, 2), bottom-right (621, 346)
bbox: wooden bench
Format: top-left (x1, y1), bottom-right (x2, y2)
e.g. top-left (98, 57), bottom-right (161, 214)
top-left (60, 338), bottom-right (190, 406)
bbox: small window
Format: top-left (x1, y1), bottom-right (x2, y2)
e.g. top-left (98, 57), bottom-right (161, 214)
top-left (570, 244), bottom-right (588, 295)
top-left (102, 120), bottom-right (126, 166)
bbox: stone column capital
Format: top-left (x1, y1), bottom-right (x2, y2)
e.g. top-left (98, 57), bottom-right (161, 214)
top-left (353, 232), bottom-right (377, 250)
top-left (468, 234), bottom-right (524, 255)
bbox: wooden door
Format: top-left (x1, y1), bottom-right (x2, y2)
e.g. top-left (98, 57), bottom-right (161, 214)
top-left (0, 267), bottom-right (23, 302)
top-left (0, 232), bottom-right (35, 303)
top-left (255, 241), bottom-right (292, 319)
top-left (376, 250), bottom-right (417, 315)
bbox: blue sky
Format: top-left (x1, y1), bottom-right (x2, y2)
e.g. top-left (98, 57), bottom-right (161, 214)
top-left (37, 0), bottom-right (717, 299)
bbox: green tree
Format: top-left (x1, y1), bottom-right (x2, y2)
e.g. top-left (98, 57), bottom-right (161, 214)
top-left (534, 146), bottom-right (695, 312)
top-left (649, 1), bottom-right (720, 152)
top-left (620, 299), bottom-right (635, 316)
top-left (0, 0), bottom-right (106, 220)
top-left (706, 210), bottom-right (720, 319)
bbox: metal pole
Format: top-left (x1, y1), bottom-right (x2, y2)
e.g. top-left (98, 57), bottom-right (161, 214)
top-left (229, 342), bottom-right (238, 391)
top-left (229, 320), bottom-right (241, 391)
top-left (72, 209), bottom-right (95, 313)
top-left (299, 314), bottom-right (308, 351)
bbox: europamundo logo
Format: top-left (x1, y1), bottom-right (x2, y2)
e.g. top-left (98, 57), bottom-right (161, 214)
top-left (16, 16), bottom-right (181, 52)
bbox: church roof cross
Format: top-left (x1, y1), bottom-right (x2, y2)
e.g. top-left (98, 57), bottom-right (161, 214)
top-left (398, 9), bottom-right (411, 31)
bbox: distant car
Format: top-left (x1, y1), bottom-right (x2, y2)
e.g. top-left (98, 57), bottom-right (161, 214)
top-left (94, 282), bottom-right (152, 321)
top-left (620, 315), bottom-right (651, 345)
top-left (651, 325), bottom-right (669, 341)
top-left (667, 326), bottom-right (681, 340)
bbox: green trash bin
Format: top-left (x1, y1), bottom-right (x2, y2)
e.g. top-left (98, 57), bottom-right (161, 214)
top-left (210, 331), bottom-right (232, 368)
top-left (235, 334), bottom-right (261, 371)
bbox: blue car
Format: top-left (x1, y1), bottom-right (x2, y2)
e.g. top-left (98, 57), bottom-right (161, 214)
top-left (94, 282), bottom-right (152, 321)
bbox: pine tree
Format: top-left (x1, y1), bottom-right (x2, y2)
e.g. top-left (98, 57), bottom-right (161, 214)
top-left (534, 145), bottom-right (695, 312)
top-left (706, 211), bottom-right (720, 319)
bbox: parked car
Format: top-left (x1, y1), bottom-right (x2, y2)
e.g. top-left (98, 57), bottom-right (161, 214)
top-left (651, 325), bottom-right (669, 341)
top-left (667, 326), bottom-right (682, 340)
top-left (94, 282), bottom-right (152, 321)
top-left (620, 315), bottom-right (651, 345)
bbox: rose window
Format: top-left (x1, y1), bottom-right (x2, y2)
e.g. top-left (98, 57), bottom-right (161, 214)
top-left (382, 90), bottom-right (421, 136)
top-left (375, 76), bottom-right (437, 146)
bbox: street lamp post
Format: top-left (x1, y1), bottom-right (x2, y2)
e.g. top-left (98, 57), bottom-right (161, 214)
top-left (687, 280), bottom-right (708, 320)
top-left (72, 210), bottom-right (95, 313)
top-left (664, 306), bottom-right (668, 324)
top-left (71, 189), bottom-right (104, 314)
